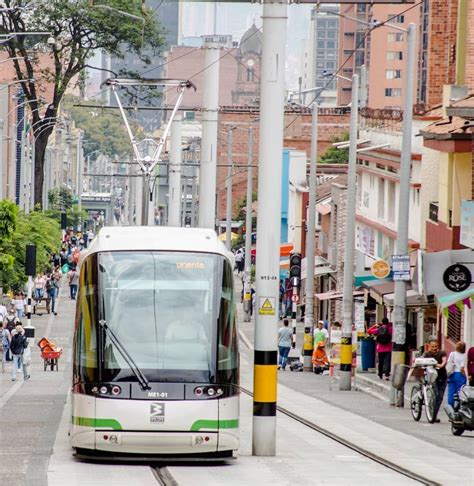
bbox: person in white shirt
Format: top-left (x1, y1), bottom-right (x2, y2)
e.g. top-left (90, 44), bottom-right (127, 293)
top-left (447, 341), bottom-right (467, 406)
top-left (0, 303), bottom-right (7, 322)
top-left (11, 291), bottom-right (26, 318)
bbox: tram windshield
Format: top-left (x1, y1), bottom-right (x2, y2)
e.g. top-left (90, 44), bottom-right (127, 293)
top-left (98, 251), bottom-right (222, 382)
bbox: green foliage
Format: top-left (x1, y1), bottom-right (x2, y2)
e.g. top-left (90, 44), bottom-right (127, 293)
top-left (319, 132), bottom-right (349, 164)
top-left (0, 204), bottom-right (61, 291)
top-left (235, 191), bottom-right (258, 222)
top-left (45, 205), bottom-right (88, 230)
top-left (0, 1), bottom-right (165, 205)
top-left (62, 95), bottom-right (134, 159)
top-left (0, 200), bottom-right (19, 282)
top-left (48, 187), bottom-right (73, 211)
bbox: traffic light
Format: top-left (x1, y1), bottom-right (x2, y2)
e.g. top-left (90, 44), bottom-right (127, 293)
top-left (289, 252), bottom-right (301, 286)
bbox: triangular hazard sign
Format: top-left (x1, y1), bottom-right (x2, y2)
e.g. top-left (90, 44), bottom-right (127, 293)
top-left (261, 298), bottom-right (273, 310)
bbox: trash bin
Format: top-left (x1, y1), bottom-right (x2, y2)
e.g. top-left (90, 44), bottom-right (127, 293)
top-left (392, 363), bottom-right (410, 390)
top-left (361, 337), bottom-right (375, 371)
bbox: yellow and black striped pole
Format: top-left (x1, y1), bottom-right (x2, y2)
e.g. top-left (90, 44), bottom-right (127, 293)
top-left (252, 0), bottom-right (287, 457)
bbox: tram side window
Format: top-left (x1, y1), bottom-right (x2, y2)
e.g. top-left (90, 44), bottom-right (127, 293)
top-left (74, 255), bottom-right (98, 381)
top-left (217, 260), bottom-right (238, 380)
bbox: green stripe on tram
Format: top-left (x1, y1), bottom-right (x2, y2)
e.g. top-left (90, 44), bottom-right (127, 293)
top-left (190, 419), bottom-right (239, 431)
top-left (72, 416), bottom-right (123, 430)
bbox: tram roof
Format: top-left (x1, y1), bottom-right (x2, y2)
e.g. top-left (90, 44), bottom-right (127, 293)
top-left (85, 226), bottom-right (231, 258)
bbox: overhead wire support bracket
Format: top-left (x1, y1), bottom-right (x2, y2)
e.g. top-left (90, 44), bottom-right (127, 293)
top-left (103, 77), bottom-right (196, 176)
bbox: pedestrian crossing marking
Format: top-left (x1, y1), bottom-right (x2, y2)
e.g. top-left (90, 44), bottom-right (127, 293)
top-left (258, 297), bottom-right (275, 315)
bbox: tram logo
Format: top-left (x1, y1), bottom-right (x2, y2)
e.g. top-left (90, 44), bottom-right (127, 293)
top-left (150, 403), bottom-right (165, 423)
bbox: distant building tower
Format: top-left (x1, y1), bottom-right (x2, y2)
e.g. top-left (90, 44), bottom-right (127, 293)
top-left (231, 23), bottom-right (262, 106)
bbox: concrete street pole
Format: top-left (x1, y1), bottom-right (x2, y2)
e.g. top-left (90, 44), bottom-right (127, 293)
top-left (252, 0), bottom-right (287, 457)
top-left (225, 129), bottom-right (233, 251)
top-left (76, 133), bottom-right (83, 231)
top-left (243, 127), bottom-right (254, 322)
top-left (339, 74), bottom-right (359, 391)
top-left (198, 41), bottom-right (220, 229)
top-left (181, 179), bottom-right (188, 226)
top-left (168, 115), bottom-right (182, 226)
top-left (303, 102), bottom-right (318, 372)
top-left (135, 171), bottom-right (143, 225)
top-left (391, 23), bottom-right (417, 407)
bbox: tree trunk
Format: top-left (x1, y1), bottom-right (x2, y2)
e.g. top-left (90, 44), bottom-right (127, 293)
top-left (34, 132), bottom-right (49, 208)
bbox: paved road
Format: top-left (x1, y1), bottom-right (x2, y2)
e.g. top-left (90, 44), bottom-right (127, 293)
top-left (235, 275), bottom-right (474, 460)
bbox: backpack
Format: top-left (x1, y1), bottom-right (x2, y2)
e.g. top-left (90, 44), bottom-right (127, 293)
top-left (376, 325), bottom-right (391, 344)
top-left (10, 334), bottom-right (27, 355)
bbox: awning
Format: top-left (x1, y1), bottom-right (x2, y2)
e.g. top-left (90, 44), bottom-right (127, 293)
top-left (314, 266), bottom-right (336, 277)
top-left (218, 232), bottom-right (239, 242)
top-left (383, 290), bottom-right (429, 307)
top-left (354, 271), bottom-right (380, 287)
top-left (435, 287), bottom-right (474, 309)
top-left (253, 243), bottom-right (293, 258)
top-left (315, 290), bottom-right (365, 301)
top-left (364, 280), bottom-right (412, 305)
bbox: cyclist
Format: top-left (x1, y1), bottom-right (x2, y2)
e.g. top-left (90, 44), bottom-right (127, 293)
top-left (422, 339), bottom-right (447, 422)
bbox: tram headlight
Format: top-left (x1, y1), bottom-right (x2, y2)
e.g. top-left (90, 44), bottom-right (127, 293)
top-left (194, 387), bottom-right (204, 396)
top-left (216, 388), bottom-right (223, 396)
top-left (111, 385), bottom-right (121, 396)
top-left (207, 387), bottom-right (215, 396)
top-left (99, 386), bottom-right (109, 395)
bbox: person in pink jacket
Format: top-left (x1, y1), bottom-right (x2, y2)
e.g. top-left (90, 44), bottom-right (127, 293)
top-left (368, 317), bottom-right (393, 380)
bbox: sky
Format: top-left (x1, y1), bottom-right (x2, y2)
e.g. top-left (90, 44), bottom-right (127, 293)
top-left (180, 1), bottom-right (313, 89)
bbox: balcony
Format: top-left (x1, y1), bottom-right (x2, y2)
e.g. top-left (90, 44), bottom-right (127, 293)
top-left (429, 202), bottom-right (438, 222)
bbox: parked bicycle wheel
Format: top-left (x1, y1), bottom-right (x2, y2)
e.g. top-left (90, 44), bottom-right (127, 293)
top-left (410, 385), bottom-right (422, 421)
top-left (425, 386), bottom-right (437, 423)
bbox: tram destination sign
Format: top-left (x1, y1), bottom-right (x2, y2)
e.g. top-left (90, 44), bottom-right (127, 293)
top-left (443, 264), bottom-right (472, 293)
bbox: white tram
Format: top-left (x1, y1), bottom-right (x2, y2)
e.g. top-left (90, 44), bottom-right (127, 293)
top-left (70, 226), bottom-right (239, 459)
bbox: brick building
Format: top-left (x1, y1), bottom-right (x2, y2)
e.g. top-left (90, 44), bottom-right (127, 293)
top-left (216, 106), bottom-right (350, 220)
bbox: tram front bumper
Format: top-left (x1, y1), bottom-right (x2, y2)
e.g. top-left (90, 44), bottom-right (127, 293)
top-left (94, 430), bottom-right (219, 454)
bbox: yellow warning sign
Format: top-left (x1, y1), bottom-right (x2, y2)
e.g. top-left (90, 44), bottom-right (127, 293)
top-left (258, 297), bottom-right (276, 315)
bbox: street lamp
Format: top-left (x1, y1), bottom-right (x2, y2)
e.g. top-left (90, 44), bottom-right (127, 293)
top-left (0, 78), bottom-right (35, 91)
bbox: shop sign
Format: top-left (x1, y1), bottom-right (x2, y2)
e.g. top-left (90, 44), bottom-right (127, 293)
top-left (392, 255), bottom-right (410, 281)
top-left (443, 264), bottom-right (472, 292)
top-left (371, 259), bottom-right (390, 279)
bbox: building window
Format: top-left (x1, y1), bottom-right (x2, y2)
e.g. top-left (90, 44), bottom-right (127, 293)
top-left (388, 181), bottom-right (396, 223)
top-left (385, 88), bottom-right (402, 97)
top-left (388, 32), bottom-right (404, 42)
top-left (386, 69), bottom-right (402, 79)
top-left (447, 309), bottom-right (462, 343)
top-left (246, 68), bottom-right (254, 82)
top-left (388, 14), bottom-right (405, 23)
top-left (386, 51), bottom-right (403, 61)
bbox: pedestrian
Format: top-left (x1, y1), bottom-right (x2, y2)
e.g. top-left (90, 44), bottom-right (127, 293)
top-left (34, 272), bottom-right (46, 302)
top-left (11, 291), bottom-right (26, 318)
top-left (467, 346), bottom-right (474, 387)
top-left (1, 320), bottom-right (13, 372)
top-left (368, 317), bottom-right (392, 381)
top-left (277, 319), bottom-right (293, 370)
top-left (59, 248), bottom-right (68, 267)
top-left (423, 339), bottom-right (447, 422)
top-left (313, 320), bottom-right (329, 348)
top-left (10, 324), bottom-right (30, 381)
top-left (46, 272), bottom-right (59, 315)
top-left (312, 341), bottom-right (329, 374)
top-left (67, 265), bottom-right (79, 300)
top-left (0, 300), bottom-right (7, 322)
top-left (447, 341), bottom-right (467, 406)
top-left (235, 250), bottom-right (244, 274)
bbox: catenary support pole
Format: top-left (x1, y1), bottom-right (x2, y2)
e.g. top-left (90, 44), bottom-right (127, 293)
top-left (168, 115), bottom-right (182, 226)
top-left (303, 102), bottom-right (318, 372)
top-left (0, 119), bottom-right (3, 200)
top-left (252, 0), bottom-right (288, 457)
top-left (339, 74), bottom-right (359, 391)
top-left (391, 23), bottom-right (416, 407)
top-left (198, 41), bottom-right (220, 229)
top-left (243, 127), bottom-right (254, 322)
top-left (225, 129), bottom-right (233, 251)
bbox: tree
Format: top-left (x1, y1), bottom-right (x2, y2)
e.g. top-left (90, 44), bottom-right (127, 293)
top-left (0, 1), bottom-right (164, 206)
top-left (0, 200), bottom-right (19, 286)
top-left (48, 187), bottom-right (73, 211)
top-left (319, 133), bottom-right (349, 164)
top-left (62, 95), bottom-right (134, 159)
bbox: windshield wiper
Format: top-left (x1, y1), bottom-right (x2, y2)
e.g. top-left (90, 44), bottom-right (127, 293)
top-left (98, 319), bottom-right (151, 391)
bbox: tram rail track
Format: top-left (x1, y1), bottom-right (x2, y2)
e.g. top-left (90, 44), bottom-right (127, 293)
top-left (241, 386), bottom-right (440, 486)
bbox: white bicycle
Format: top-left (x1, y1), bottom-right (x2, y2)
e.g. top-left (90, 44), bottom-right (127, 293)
top-left (409, 357), bottom-right (439, 424)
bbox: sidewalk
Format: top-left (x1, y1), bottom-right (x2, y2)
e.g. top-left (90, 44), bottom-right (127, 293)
top-left (0, 284), bottom-right (74, 486)
top-left (235, 274), bottom-right (474, 460)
